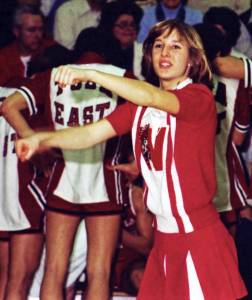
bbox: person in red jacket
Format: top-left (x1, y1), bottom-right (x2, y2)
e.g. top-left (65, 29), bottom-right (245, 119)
top-left (0, 4), bottom-right (54, 86)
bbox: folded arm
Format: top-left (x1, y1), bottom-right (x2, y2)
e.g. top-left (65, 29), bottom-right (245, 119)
top-left (213, 56), bottom-right (244, 80)
top-left (1, 91), bottom-right (34, 138)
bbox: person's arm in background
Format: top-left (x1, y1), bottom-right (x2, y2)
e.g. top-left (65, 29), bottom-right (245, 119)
top-left (232, 81), bottom-right (250, 147)
top-left (232, 80), bottom-right (252, 223)
top-left (122, 185), bottom-right (153, 256)
top-left (1, 91), bottom-right (34, 138)
top-left (1, 72), bottom-right (58, 175)
top-left (110, 161), bottom-right (153, 256)
top-left (213, 56), bottom-right (244, 80)
top-left (213, 56), bottom-right (252, 88)
top-left (1, 71), bottom-right (49, 138)
top-left (233, 128), bottom-right (248, 146)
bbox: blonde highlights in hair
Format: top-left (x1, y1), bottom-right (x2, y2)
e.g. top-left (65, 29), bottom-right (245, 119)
top-left (142, 19), bottom-right (212, 86)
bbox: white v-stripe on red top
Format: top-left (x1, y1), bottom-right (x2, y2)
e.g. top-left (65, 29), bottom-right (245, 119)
top-left (107, 79), bottom-right (219, 234)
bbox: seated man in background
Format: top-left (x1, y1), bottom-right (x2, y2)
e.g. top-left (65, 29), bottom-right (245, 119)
top-left (0, 4), bottom-right (54, 85)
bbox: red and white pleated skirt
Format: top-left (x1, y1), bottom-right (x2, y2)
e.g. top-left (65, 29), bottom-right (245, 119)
top-left (138, 220), bottom-right (247, 300)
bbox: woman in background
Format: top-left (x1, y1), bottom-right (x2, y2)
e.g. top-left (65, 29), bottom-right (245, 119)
top-left (74, 0), bottom-right (144, 79)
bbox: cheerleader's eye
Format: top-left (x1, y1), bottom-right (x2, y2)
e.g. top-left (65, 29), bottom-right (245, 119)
top-left (171, 43), bottom-right (182, 50)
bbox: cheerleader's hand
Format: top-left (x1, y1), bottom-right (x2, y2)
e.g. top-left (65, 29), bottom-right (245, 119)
top-left (130, 185), bottom-right (144, 213)
top-left (106, 160), bottom-right (140, 184)
top-left (15, 134), bottom-right (41, 162)
top-left (53, 65), bottom-right (93, 88)
top-left (107, 160), bottom-right (139, 177)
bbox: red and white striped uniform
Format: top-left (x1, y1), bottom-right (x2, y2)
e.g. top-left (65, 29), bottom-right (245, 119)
top-left (0, 87), bottom-right (46, 232)
top-left (107, 79), bottom-right (247, 299)
top-left (108, 79), bottom-right (219, 233)
top-left (213, 76), bottom-right (250, 212)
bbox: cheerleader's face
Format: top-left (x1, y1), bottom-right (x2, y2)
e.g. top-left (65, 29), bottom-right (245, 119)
top-left (152, 28), bottom-right (190, 89)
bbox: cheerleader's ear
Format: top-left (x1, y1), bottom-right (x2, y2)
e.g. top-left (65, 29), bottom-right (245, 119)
top-left (185, 63), bottom-right (191, 76)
